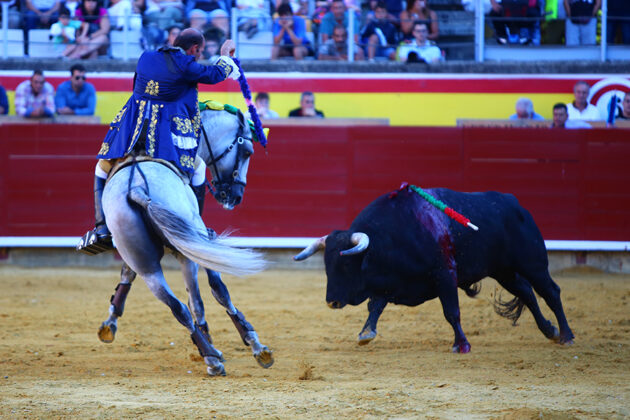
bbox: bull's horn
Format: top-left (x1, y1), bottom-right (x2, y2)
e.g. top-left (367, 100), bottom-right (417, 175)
top-left (293, 236), bottom-right (327, 261)
top-left (339, 232), bottom-right (369, 256)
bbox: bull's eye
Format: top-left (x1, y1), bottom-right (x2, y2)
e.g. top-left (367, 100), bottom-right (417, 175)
top-left (220, 191), bottom-right (227, 198)
top-left (232, 170), bottom-right (239, 179)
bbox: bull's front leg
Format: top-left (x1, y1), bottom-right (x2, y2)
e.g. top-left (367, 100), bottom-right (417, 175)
top-left (98, 263), bottom-right (136, 343)
top-left (436, 274), bottom-right (471, 353)
top-left (358, 297), bottom-right (387, 345)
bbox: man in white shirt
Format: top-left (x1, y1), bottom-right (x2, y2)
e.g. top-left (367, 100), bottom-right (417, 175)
top-left (397, 22), bottom-right (443, 63)
top-left (552, 103), bottom-right (592, 128)
top-left (566, 80), bottom-right (601, 120)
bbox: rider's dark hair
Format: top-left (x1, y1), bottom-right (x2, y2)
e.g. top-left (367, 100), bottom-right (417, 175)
top-left (174, 30), bottom-right (204, 51)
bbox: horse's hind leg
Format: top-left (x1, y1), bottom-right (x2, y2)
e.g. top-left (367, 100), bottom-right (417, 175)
top-left (98, 263), bottom-right (136, 343)
top-left (206, 268), bottom-right (274, 368)
top-left (176, 254), bottom-right (224, 361)
top-left (143, 270), bottom-right (226, 376)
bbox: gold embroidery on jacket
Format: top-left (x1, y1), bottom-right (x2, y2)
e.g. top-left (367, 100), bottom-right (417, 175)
top-left (147, 104), bottom-right (159, 157)
top-left (216, 58), bottom-right (232, 79)
top-left (173, 116), bottom-right (193, 134)
top-left (98, 143), bottom-right (110, 155)
top-left (111, 106), bottom-right (127, 125)
top-left (193, 107), bottom-right (201, 138)
top-left (180, 154), bottom-right (195, 169)
top-left (128, 100), bottom-right (146, 153)
top-left (145, 80), bottom-right (159, 96)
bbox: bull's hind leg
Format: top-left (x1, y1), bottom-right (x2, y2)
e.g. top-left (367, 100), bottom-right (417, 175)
top-left (494, 272), bottom-right (561, 341)
top-left (358, 297), bottom-right (387, 345)
top-left (142, 270), bottom-right (226, 376)
top-left (98, 263), bottom-right (136, 343)
top-left (517, 270), bottom-right (574, 344)
top-left (205, 268), bottom-right (274, 368)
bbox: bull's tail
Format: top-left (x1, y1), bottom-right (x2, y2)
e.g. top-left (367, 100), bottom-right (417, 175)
top-left (493, 287), bottom-right (525, 326)
top-left (128, 186), bottom-right (266, 276)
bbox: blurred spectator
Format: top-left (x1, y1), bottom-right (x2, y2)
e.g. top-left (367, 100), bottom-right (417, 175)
top-left (399, 0), bottom-right (439, 42)
top-left (0, 84), bottom-right (8, 115)
top-left (489, 0), bottom-right (540, 45)
top-left (509, 97), bottom-right (544, 120)
top-left (142, 0), bottom-right (185, 48)
top-left (55, 64), bottom-right (97, 116)
top-left (277, 0), bottom-right (308, 16)
top-left (320, 0), bottom-right (360, 43)
top-left (208, 8), bottom-right (230, 37)
top-left (360, 0), bottom-right (379, 27)
top-left (107, 0), bottom-right (143, 30)
top-left (612, 92), bottom-right (630, 122)
top-left (203, 26), bottom-right (225, 60)
top-left (551, 103), bottom-right (592, 128)
top-left (360, 1), bottom-right (399, 61)
top-left (24, 0), bottom-right (60, 31)
top-left (165, 24), bottom-right (181, 45)
top-left (564, 0), bottom-right (600, 46)
top-left (289, 91), bottom-right (324, 117)
top-left (607, 0), bottom-right (630, 44)
top-left (189, 8), bottom-right (211, 30)
top-left (249, 92), bottom-right (279, 119)
top-left (49, 5), bottom-right (77, 55)
top-left (567, 81), bottom-right (602, 120)
top-left (15, 70), bottom-right (55, 118)
top-left (62, 0), bottom-right (111, 59)
top-left (396, 21), bottom-right (441, 63)
top-left (318, 24), bottom-right (364, 60)
top-left (272, 3), bottom-right (311, 60)
top-left (383, 0), bottom-right (403, 24)
top-left (235, 0), bottom-right (271, 39)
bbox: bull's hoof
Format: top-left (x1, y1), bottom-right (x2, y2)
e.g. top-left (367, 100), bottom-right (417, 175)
top-left (545, 325), bottom-right (560, 341)
top-left (97, 322), bottom-right (116, 343)
top-left (452, 342), bottom-right (471, 353)
top-left (205, 357), bottom-right (226, 377)
top-left (358, 330), bottom-right (376, 346)
top-left (254, 346), bottom-right (274, 369)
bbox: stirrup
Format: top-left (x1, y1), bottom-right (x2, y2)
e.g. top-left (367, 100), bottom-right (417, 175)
top-left (76, 229), bottom-right (115, 255)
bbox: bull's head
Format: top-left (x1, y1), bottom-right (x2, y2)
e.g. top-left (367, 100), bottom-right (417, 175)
top-left (294, 231), bottom-right (370, 308)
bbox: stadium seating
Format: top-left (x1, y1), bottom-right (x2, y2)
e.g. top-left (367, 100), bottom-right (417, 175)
top-left (28, 29), bottom-right (58, 58)
top-left (1, 29), bottom-right (25, 57)
top-left (237, 30), bottom-right (273, 59)
top-left (109, 28), bottom-right (143, 60)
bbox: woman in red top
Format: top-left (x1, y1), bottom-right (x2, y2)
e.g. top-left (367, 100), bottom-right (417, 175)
top-left (63, 0), bottom-right (111, 59)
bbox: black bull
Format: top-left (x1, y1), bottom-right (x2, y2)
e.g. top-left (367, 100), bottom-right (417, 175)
top-left (294, 185), bottom-right (574, 353)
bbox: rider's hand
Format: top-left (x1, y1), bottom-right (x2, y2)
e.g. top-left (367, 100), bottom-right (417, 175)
top-left (220, 40), bottom-right (236, 57)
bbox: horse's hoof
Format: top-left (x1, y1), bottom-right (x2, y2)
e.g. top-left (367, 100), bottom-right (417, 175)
top-left (98, 322), bottom-right (116, 343)
top-left (254, 346), bottom-right (274, 369)
top-left (206, 363), bottom-right (226, 377)
top-left (358, 330), bottom-right (376, 346)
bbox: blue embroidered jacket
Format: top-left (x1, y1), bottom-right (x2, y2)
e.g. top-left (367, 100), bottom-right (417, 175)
top-left (97, 46), bottom-right (232, 175)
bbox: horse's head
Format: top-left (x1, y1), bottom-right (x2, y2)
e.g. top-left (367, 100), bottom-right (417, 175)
top-left (197, 109), bottom-right (255, 210)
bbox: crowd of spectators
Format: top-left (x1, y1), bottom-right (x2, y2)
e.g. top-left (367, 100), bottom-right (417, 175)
top-left (0, 0), bottom-right (628, 61)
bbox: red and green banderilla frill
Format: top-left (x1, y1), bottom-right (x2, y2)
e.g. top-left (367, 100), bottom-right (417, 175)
top-left (408, 184), bottom-right (479, 231)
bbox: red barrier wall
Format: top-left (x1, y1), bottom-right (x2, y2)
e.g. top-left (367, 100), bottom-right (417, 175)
top-left (1, 124), bottom-right (629, 241)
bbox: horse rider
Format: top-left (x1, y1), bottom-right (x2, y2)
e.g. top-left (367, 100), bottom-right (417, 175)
top-left (78, 28), bottom-right (240, 253)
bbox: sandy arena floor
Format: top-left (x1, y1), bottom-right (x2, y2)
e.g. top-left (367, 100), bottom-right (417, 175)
top-left (0, 265), bottom-right (628, 419)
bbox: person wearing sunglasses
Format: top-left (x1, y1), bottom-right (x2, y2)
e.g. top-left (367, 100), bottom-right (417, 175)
top-left (55, 64), bottom-right (97, 116)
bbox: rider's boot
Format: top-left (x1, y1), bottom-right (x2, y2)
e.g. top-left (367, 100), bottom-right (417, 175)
top-left (77, 176), bottom-right (114, 255)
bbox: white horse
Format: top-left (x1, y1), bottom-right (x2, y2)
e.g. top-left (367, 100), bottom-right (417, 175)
top-left (97, 108), bottom-right (272, 376)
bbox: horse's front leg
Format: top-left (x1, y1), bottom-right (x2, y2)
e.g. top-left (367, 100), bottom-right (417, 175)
top-left (98, 263), bottom-right (136, 343)
top-left (176, 253), bottom-right (224, 361)
top-left (206, 268), bottom-right (274, 368)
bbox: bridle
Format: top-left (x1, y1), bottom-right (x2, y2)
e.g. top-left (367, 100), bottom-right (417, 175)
top-left (199, 109), bottom-right (253, 203)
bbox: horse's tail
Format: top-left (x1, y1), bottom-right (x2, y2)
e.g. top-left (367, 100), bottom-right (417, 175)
top-left (128, 186), bottom-right (266, 276)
